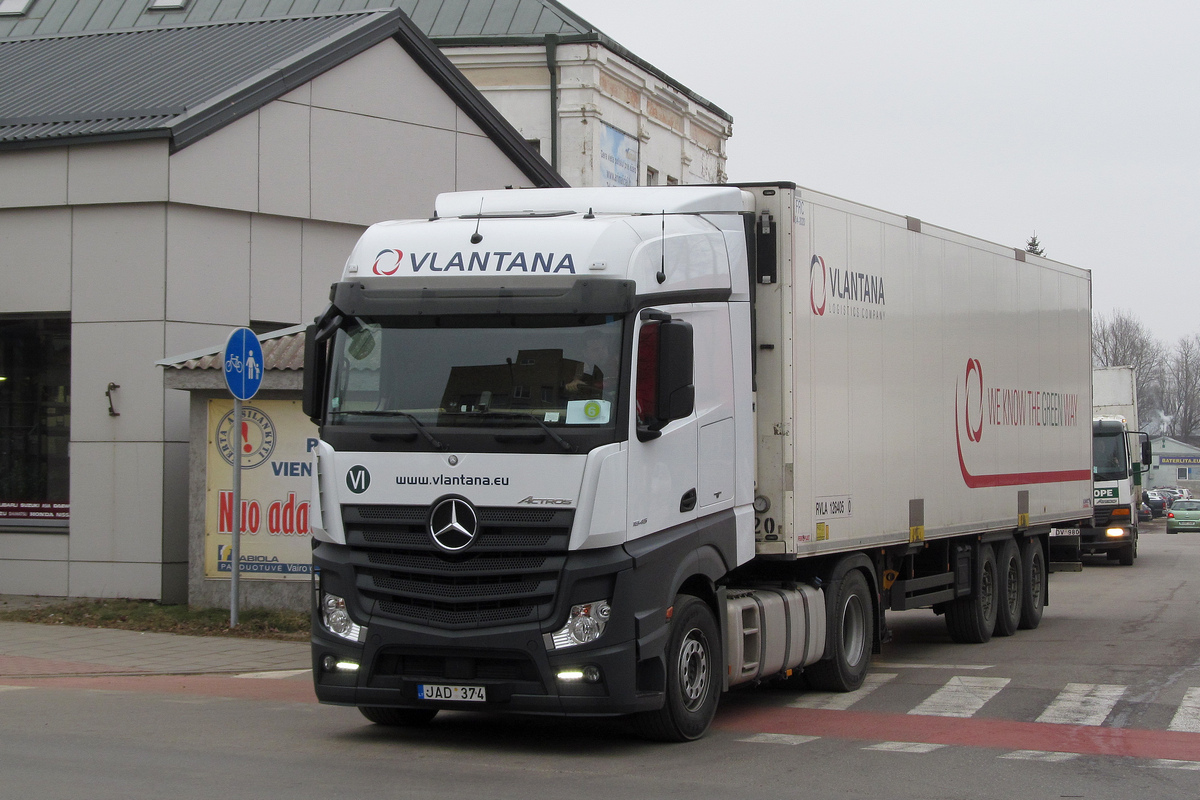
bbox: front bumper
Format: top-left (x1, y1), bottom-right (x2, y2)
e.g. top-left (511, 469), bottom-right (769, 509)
top-left (309, 538), bottom-right (672, 717)
top-left (311, 622), bottom-right (663, 716)
top-left (1077, 523), bottom-right (1134, 554)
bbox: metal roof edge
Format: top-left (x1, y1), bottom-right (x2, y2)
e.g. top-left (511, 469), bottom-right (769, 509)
top-left (169, 9), bottom-right (404, 152)
top-left (389, 10), bottom-right (566, 188)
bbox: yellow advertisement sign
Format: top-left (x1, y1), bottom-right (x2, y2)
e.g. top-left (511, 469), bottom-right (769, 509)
top-left (205, 399), bottom-right (318, 580)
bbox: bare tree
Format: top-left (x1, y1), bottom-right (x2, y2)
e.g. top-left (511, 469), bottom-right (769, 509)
top-left (1092, 309), bottom-right (1166, 428)
top-left (1161, 334), bottom-right (1200, 442)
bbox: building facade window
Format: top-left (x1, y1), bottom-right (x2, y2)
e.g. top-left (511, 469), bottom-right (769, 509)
top-left (0, 317), bottom-right (70, 525)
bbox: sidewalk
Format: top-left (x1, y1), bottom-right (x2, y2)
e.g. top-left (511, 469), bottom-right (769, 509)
top-left (0, 597), bottom-right (310, 679)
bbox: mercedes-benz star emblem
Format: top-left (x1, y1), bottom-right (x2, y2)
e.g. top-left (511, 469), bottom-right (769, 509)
top-left (428, 497), bottom-right (479, 552)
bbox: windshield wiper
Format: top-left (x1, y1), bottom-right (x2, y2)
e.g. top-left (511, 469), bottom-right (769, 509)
top-left (333, 410), bottom-right (447, 450)
top-left (471, 411), bottom-right (575, 453)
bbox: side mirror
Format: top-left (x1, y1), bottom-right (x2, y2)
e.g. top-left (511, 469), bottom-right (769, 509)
top-left (635, 314), bottom-right (694, 441)
top-left (1140, 434), bottom-right (1152, 469)
top-left (302, 324), bottom-right (326, 424)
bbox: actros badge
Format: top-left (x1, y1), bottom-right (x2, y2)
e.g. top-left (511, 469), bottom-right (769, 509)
top-left (428, 496), bottom-right (479, 552)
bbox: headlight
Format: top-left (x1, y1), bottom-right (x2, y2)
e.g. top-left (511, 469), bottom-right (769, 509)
top-left (1105, 528), bottom-right (1127, 538)
top-left (320, 592), bottom-right (364, 642)
top-left (548, 600), bottom-right (611, 650)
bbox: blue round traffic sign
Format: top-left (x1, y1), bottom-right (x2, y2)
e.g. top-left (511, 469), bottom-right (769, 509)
top-left (222, 327), bottom-right (265, 401)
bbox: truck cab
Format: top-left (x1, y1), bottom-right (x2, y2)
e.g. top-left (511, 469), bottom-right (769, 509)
top-left (1081, 416), bottom-right (1151, 565)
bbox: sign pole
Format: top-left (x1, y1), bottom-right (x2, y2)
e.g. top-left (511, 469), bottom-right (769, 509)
top-left (222, 327), bottom-right (264, 629)
top-left (231, 396), bottom-right (242, 628)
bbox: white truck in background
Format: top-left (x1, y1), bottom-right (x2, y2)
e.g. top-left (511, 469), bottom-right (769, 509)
top-left (302, 183), bottom-right (1093, 740)
top-left (1082, 366), bottom-right (1151, 565)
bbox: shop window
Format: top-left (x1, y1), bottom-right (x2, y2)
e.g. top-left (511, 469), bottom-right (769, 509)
top-left (0, 317), bottom-right (70, 526)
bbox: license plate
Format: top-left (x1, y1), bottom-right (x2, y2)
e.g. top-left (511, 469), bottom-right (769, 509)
top-left (1049, 528), bottom-right (1078, 537)
top-left (417, 684), bottom-right (486, 702)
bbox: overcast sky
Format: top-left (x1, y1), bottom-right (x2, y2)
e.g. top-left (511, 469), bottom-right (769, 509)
top-left (561, 1), bottom-right (1199, 346)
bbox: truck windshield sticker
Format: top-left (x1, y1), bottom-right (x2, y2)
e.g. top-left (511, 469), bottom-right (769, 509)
top-left (372, 248), bottom-right (577, 275)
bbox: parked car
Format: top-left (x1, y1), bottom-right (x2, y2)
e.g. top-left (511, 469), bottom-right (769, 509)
top-left (1166, 499), bottom-right (1200, 533)
top-left (1144, 490), bottom-right (1169, 517)
top-left (1159, 487), bottom-right (1185, 505)
top-left (1139, 501), bottom-right (1152, 522)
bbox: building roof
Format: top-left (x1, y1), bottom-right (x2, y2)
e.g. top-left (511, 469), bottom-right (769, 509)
top-left (158, 325), bottom-right (307, 371)
top-left (0, 0), bottom-right (730, 122)
top-left (0, 7), bottom-right (565, 186)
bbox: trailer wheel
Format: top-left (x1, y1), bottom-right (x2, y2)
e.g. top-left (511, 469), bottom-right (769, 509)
top-left (992, 538), bottom-right (1023, 637)
top-left (631, 595), bottom-right (720, 742)
top-left (945, 543), bottom-right (997, 644)
top-left (1018, 537), bottom-right (1045, 630)
top-left (358, 706), bottom-right (438, 726)
top-left (804, 570), bottom-right (873, 692)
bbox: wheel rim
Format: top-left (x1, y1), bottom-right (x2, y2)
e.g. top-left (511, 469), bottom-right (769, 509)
top-left (841, 594), bottom-right (867, 668)
top-left (980, 561), bottom-right (995, 619)
top-left (677, 628), bottom-right (710, 712)
top-left (1005, 557), bottom-right (1020, 616)
top-left (1029, 552), bottom-right (1044, 608)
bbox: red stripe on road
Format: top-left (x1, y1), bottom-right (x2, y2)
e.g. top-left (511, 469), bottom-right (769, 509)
top-left (0, 673), bottom-right (318, 703)
top-left (716, 706), bottom-right (1200, 761)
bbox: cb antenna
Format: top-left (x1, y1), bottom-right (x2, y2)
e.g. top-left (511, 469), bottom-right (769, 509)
top-left (656, 209), bottom-right (667, 284)
top-left (470, 197), bottom-right (484, 244)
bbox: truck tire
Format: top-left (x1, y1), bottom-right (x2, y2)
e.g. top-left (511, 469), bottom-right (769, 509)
top-left (804, 570), bottom-right (873, 692)
top-left (631, 595), bottom-right (720, 742)
top-left (992, 538), bottom-right (1023, 637)
top-left (358, 706), bottom-right (438, 726)
top-left (945, 543), bottom-right (997, 644)
top-left (1118, 542), bottom-right (1135, 566)
top-left (1018, 537), bottom-right (1045, 630)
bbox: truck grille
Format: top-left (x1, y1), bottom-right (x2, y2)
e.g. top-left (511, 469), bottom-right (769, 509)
top-left (342, 504), bottom-right (572, 630)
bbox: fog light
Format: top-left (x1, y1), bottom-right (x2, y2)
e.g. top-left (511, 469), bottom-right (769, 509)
top-left (320, 592), bottom-right (364, 642)
top-left (549, 600), bottom-right (611, 650)
top-left (556, 665), bottom-right (602, 684)
top-left (321, 654), bottom-right (359, 673)
top-left (1106, 528), bottom-right (1127, 538)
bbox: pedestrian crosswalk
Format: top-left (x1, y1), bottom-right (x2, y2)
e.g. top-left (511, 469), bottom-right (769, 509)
top-left (1034, 682), bottom-right (1126, 726)
top-left (740, 670), bottom-right (1200, 765)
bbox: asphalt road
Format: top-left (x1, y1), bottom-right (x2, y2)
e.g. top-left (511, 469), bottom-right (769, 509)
top-left (3, 522), bottom-right (1199, 800)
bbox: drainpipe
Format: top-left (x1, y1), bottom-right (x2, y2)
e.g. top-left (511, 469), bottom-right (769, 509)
top-left (545, 34), bottom-right (559, 173)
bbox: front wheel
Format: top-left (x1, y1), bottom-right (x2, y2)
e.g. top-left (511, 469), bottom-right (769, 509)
top-left (631, 595), bottom-right (721, 742)
top-left (804, 569), bottom-right (874, 692)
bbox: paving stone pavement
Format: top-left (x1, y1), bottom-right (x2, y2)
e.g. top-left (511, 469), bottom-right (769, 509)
top-left (0, 597), bottom-right (310, 678)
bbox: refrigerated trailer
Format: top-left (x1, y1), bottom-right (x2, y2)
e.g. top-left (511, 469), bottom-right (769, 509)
top-left (302, 182), bottom-right (1093, 740)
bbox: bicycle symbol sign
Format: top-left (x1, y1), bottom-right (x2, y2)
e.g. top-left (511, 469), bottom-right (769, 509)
top-left (222, 327), bottom-right (264, 401)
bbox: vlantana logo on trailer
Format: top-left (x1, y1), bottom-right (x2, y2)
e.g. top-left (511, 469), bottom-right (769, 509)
top-left (809, 255), bottom-right (886, 320)
top-left (955, 357), bottom-right (1088, 488)
top-left (372, 248), bottom-right (577, 275)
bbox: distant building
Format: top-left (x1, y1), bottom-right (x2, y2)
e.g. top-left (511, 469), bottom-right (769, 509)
top-left (1145, 436), bottom-right (1200, 493)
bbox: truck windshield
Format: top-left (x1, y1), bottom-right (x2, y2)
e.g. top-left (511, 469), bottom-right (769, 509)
top-left (325, 315), bottom-right (623, 432)
top-left (1092, 432), bottom-right (1128, 482)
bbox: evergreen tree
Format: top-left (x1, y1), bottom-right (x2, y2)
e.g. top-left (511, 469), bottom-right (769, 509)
top-left (1025, 232), bottom-right (1045, 256)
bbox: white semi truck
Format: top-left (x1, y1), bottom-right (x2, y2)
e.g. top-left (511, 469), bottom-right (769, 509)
top-left (1082, 366), bottom-right (1151, 564)
top-left (302, 183), bottom-right (1093, 740)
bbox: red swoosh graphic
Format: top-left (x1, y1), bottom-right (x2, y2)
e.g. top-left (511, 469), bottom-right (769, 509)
top-left (955, 386), bottom-right (1090, 488)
